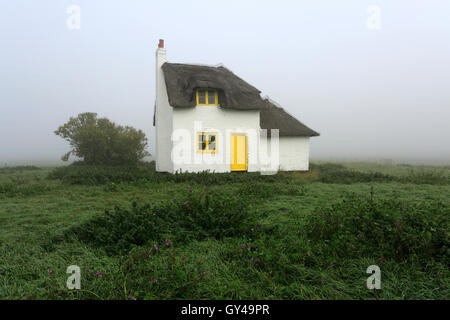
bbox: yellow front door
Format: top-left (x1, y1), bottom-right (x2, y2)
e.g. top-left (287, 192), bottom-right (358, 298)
top-left (231, 134), bottom-right (247, 171)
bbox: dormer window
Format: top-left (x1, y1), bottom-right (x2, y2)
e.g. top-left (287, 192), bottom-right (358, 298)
top-left (196, 89), bottom-right (218, 106)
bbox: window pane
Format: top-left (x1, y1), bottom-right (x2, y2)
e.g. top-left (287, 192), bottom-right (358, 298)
top-left (198, 134), bottom-right (206, 150)
top-left (198, 90), bottom-right (206, 104)
top-left (207, 90), bottom-right (216, 105)
top-left (208, 135), bottom-right (216, 151)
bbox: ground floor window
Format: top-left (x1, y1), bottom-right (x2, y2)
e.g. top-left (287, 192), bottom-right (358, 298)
top-left (197, 132), bottom-right (217, 153)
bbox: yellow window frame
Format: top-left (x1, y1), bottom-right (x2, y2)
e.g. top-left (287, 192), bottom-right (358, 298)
top-left (196, 89), bottom-right (218, 106)
top-left (197, 132), bottom-right (218, 153)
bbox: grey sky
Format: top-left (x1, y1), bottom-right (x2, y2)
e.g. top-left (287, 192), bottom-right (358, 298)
top-left (1, 0), bottom-right (449, 165)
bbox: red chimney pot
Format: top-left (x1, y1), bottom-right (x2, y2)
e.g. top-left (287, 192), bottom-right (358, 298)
top-left (158, 39), bottom-right (164, 48)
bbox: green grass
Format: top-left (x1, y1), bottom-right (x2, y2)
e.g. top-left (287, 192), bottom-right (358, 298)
top-left (0, 162), bottom-right (448, 300)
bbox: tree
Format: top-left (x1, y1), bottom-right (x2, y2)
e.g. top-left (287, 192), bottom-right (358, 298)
top-left (55, 112), bottom-right (150, 165)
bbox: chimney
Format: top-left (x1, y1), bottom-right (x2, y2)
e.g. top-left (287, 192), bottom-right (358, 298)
top-left (156, 38), bottom-right (167, 65)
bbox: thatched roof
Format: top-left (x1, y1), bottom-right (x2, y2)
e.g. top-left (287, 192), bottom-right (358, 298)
top-left (160, 62), bottom-right (319, 137)
top-left (260, 100), bottom-right (320, 137)
top-left (162, 63), bottom-right (265, 110)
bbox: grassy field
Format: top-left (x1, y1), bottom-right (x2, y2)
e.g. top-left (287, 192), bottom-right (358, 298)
top-left (0, 162), bottom-right (448, 300)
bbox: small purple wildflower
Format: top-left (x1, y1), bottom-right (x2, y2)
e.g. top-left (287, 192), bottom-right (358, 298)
top-left (154, 244), bottom-right (159, 251)
top-left (165, 238), bottom-right (171, 246)
top-left (128, 295), bottom-right (132, 299)
top-left (393, 222), bottom-right (399, 227)
top-left (48, 269), bottom-right (53, 275)
top-left (240, 244), bottom-right (247, 249)
top-left (96, 272), bottom-right (103, 276)
top-left (250, 257), bottom-right (254, 262)
top-left (351, 244), bottom-right (355, 249)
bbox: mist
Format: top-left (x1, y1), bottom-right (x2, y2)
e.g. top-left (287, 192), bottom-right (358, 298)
top-left (1, 0), bottom-right (449, 166)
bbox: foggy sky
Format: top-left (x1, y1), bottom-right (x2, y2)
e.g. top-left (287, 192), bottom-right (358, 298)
top-left (1, 0), bottom-right (449, 165)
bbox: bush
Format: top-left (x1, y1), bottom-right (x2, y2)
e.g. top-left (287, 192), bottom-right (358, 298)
top-left (305, 193), bottom-right (450, 262)
top-left (310, 163), bottom-right (449, 185)
top-left (48, 163), bottom-right (294, 186)
top-left (48, 162), bottom-right (450, 187)
top-left (66, 189), bottom-right (253, 254)
top-left (47, 163), bottom-right (155, 185)
top-left (54, 112), bottom-right (149, 165)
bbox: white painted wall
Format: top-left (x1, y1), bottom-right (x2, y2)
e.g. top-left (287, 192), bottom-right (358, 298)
top-left (277, 137), bottom-right (310, 171)
top-left (172, 106), bottom-right (261, 173)
top-left (154, 47), bottom-right (173, 172)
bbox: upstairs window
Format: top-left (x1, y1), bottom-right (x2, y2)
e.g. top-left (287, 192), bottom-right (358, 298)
top-left (197, 132), bottom-right (217, 153)
top-left (196, 89), bottom-right (218, 106)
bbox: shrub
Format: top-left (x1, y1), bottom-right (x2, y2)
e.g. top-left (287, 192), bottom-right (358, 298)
top-left (310, 163), bottom-right (449, 185)
top-left (178, 189), bottom-right (251, 239)
top-left (47, 163), bottom-right (156, 185)
top-left (48, 163), bottom-right (294, 186)
top-left (54, 112), bottom-right (149, 165)
top-left (305, 193), bottom-right (450, 262)
top-left (66, 189), bottom-right (253, 254)
top-left (48, 162), bottom-right (450, 187)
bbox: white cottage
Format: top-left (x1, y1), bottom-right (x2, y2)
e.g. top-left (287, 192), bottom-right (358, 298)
top-left (153, 39), bottom-right (319, 173)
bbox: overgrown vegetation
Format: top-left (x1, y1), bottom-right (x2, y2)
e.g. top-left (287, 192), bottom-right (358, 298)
top-left (47, 162), bottom-right (294, 185)
top-left (64, 189), bottom-right (253, 254)
top-left (48, 162), bottom-right (449, 186)
top-left (0, 165), bottom-right (41, 174)
top-left (311, 163), bottom-right (450, 185)
top-left (306, 194), bottom-right (449, 262)
top-left (1, 162), bottom-right (449, 299)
